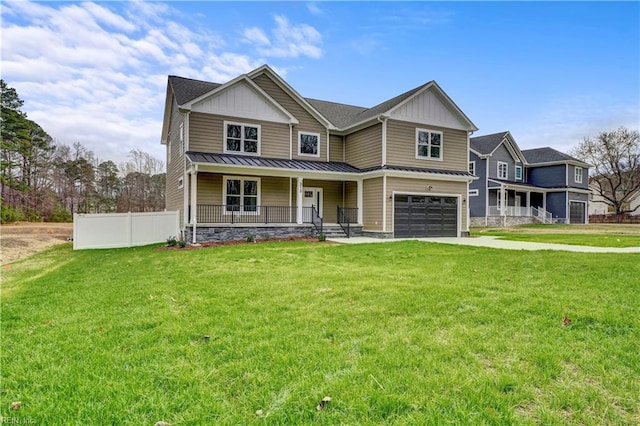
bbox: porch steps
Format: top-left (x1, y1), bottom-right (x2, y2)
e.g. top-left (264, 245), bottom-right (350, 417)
top-left (320, 225), bottom-right (349, 238)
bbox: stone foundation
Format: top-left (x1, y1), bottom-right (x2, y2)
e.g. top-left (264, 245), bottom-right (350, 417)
top-left (471, 216), bottom-right (539, 227)
top-left (185, 225), bottom-right (316, 243)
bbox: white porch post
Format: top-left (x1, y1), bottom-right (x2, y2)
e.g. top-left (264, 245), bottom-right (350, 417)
top-left (190, 170), bottom-right (198, 243)
top-left (526, 191), bottom-right (531, 215)
top-left (296, 177), bottom-right (304, 224)
top-left (357, 179), bottom-right (363, 225)
top-left (500, 186), bottom-right (506, 216)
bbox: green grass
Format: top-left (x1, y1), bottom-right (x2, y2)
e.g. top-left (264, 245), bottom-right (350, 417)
top-left (474, 231), bottom-right (640, 247)
top-left (2, 241), bottom-right (639, 425)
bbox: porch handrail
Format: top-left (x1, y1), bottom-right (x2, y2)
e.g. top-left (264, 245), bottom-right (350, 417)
top-left (337, 206), bottom-right (358, 238)
top-left (307, 205), bottom-right (323, 233)
top-left (532, 206), bottom-right (552, 224)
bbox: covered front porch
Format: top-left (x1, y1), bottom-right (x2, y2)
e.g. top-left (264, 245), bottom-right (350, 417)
top-left (182, 153), bottom-right (363, 241)
top-left (487, 180), bottom-right (551, 223)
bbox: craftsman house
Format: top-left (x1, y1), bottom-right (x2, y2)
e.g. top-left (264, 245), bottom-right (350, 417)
top-left (161, 65), bottom-right (478, 242)
top-left (469, 131), bottom-right (591, 225)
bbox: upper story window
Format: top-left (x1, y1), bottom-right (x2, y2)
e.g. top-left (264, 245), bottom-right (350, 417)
top-left (416, 129), bottom-right (443, 160)
top-left (224, 122), bottom-right (260, 155)
top-left (497, 161), bottom-right (508, 179)
top-left (469, 161), bottom-right (475, 175)
top-left (515, 165), bottom-right (522, 181)
top-left (299, 132), bottom-right (320, 157)
top-left (574, 167), bottom-right (583, 183)
top-left (179, 122), bottom-right (184, 152)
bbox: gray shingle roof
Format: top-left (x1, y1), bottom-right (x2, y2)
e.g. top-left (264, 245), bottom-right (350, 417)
top-left (470, 132), bottom-right (509, 155)
top-left (305, 98), bottom-right (367, 129)
top-left (522, 147), bottom-right (587, 165)
top-left (168, 76), bottom-right (221, 105)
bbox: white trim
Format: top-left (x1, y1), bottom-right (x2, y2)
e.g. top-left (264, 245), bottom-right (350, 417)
top-left (382, 175), bottom-right (387, 232)
top-left (302, 187), bottom-right (323, 217)
top-left (223, 121), bottom-right (261, 156)
top-left (469, 161), bottom-right (476, 176)
top-left (298, 131), bottom-right (321, 157)
top-left (178, 177), bottom-right (183, 189)
top-left (469, 189), bottom-right (479, 196)
top-left (222, 176), bottom-right (261, 215)
top-left (391, 191), bottom-right (462, 238)
top-left (515, 165), bottom-right (523, 181)
top-left (568, 200), bottom-right (588, 224)
top-left (381, 117), bottom-right (387, 166)
top-left (574, 166), bottom-right (583, 184)
top-left (415, 128), bottom-right (444, 161)
top-left (497, 161), bottom-right (508, 179)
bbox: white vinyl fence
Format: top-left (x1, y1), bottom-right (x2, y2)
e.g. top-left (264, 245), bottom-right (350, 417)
top-left (73, 211), bottom-right (180, 250)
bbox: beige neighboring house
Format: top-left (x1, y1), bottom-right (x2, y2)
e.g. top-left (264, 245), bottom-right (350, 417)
top-left (160, 65), bottom-right (478, 242)
top-left (589, 184), bottom-right (640, 216)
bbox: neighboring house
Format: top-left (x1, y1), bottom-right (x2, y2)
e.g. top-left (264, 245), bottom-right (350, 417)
top-left (469, 132), bottom-right (591, 225)
top-left (161, 65), bottom-right (478, 242)
top-left (589, 183), bottom-right (640, 216)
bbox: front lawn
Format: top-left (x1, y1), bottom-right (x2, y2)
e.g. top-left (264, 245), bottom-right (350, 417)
top-left (1, 241), bottom-right (639, 424)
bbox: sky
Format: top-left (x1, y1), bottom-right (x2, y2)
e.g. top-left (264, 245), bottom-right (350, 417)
top-left (1, 1), bottom-right (638, 169)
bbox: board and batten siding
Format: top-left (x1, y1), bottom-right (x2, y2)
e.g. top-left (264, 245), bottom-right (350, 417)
top-left (189, 112), bottom-right (290, 159)
top-left (252, 74), bottom-right (328, 162)
top-left (386, 120), bottom-right (468, 171)
top-left (166, 97), bottom-right (185, 214)
top-left (345, 123), bottom-right (382, 169)
top-left (386, 177), bottom-right (468, 232)
top-left (329, 134), bottom-right (344, 162)
top-left (363, 177), bottom-right (384, 231)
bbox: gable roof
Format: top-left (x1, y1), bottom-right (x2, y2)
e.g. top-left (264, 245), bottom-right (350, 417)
top-left (168, 76), bottom-right (221, 105)
top-left (470, 132), bottom-right (509, 155)
top-left (522, 147), bottom-right (591, 167)
top-left (166, 65), bottom-right (477, 133)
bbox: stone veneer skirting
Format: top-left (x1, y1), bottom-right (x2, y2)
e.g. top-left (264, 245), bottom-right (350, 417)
top-left (185, 225), bottom-right (316, 243)
top-left (470, 216), bottom-right (539, 227)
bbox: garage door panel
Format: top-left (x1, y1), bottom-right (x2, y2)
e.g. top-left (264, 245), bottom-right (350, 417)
top-left (394, 195), bottom-right (457, 238)
top-left (570, 202), bottom-right (585, 224)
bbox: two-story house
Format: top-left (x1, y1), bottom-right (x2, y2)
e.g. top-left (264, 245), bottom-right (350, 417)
top-left (469, 131), bottom-right (591, 226)
top-left (161, 65), bottom-right (478, 242)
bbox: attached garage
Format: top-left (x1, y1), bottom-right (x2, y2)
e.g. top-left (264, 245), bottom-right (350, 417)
top-left (394, 194), bottom-right (458, 237)
top-left (569, 201), bottom-right (586, 224)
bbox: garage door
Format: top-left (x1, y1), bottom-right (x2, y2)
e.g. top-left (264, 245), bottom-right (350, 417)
top-left (569, 202), bottom-right (586, 224)
top-left (394, 195), bottom-right (457, 237)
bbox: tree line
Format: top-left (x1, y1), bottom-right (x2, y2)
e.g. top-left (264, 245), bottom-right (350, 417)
top-left (1, 80), bottom-right (165, 223)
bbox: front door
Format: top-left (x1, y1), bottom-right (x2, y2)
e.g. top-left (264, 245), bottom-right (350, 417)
top-left (303, 187), bottom-right (323, 221)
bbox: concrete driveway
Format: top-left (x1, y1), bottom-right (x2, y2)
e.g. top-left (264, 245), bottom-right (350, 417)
top-left (328, 236), bottom-right (640, 253)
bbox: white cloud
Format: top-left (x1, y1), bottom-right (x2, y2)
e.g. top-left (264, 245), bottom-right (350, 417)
top-left (307, 3), bottom-right (323, 15)
top-left (0, 1), bottom-right (312, 166)
top-left (243, 15), bottom-right (323, 59)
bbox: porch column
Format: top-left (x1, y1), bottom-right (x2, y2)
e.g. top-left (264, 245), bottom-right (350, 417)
top-left (500, 186), bottom-right (506, 216)
top-left (357, 179), bottom-right (363, 225)
top-left (190, 170), bottom-right (198, 243)
top-left (526, 191), bottom-right (531, 215)
top-left (296, 177), bottom-right (304, 224)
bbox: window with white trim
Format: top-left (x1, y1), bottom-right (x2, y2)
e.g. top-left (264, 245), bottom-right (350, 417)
top-left (223, 176), bottom-right (260, 213)
top-left (497, 161), bottom-right (508, 179)
top-left (469, 161), bottom-right (476, 175)
top-left (224, 122), bottom-right (260, 155)
top-left (515, 165), bottom-right (522, 181)
top-left (179, 122), bottom-right (184, 152)
top-left (178, 177), bottom-right (183, 189)
top-left (469, 189), bottom-right (479, 196)
top-left (416, 129), bottom-right (443, 160)
top-left (298, 132), bottom-right (320, 157)
top-left (574, 167), bottom-right (583, 183)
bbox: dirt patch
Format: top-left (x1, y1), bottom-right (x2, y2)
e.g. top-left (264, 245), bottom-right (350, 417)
top-left (1, 222), bottom-right (73, 265)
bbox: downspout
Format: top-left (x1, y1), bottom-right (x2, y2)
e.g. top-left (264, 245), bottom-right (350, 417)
top-left (326, 128), bottom-right (330, 161)
top-left (377, 115), bottom-right (388, 166)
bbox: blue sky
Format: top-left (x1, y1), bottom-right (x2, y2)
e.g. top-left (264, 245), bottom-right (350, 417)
top-left (1, 1), bottom-right (638, 167)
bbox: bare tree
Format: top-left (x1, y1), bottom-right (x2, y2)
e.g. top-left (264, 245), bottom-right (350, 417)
top-left (573, 127), bottom-right (640, 215)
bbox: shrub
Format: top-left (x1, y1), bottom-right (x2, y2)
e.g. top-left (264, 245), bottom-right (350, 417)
top-left (0, 204), bottom-right (25, 224)
top-left (246, 234), bottom-right (255, 243)
top-left (318, 232), bottom-right (326, 242)
top-left (48, 204), bottom-right (72, 223)
top-left (167, 236), bottom-right (178, 247)
top-left (177, 238), bottom-right (187, 248)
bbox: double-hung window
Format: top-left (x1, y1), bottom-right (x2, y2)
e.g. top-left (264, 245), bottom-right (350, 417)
top-left (574, 167), bottom-right (583, 183)
top-left (224, 176), bottom-right (260, 213)
top-left (416, 129), bottom-right (443, 160)
top-left (224, 122), bottom-right (260, 155)
top-left (299, 132), bottom-right (320, 157)
top-left (497, 162), bottom-right (508, 179)
top-left (515, 165), bottom-right (522, 181)
top-left (469, 161), bottom-right (476, 175)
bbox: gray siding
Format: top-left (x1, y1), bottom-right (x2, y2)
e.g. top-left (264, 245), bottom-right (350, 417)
top-left (488, 144), bottom-right (517, 180)
top-left (528, 165), bottom-right (566, 187)
top-left (569, 164), bottom-right (589, 189)
top-left (546, 192), bottom-right (567, 219)
top-left (469, 151), bottom-right (486, 217)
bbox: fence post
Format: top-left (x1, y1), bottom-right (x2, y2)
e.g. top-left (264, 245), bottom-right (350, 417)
top-left (127, 211), bottom-right (133, 247)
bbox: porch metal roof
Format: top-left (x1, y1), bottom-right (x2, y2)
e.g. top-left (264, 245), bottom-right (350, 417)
top-left (187, 152), bottom-right (362, 173)
top-left (187, 152), bottom-right (473, 178)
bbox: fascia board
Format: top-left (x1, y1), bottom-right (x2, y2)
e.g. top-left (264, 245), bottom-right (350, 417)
top-left (248, 65), bottom-right (336, 130)
top-left (528, 160), bottom-right (591, 168)
top-left (470, 148), bottom-right (488, 158)
top-left (386, 81), bottom-right (479, 132)
top-left (160, 84), bottom-right (174, 145)
top-left (361, 168), bottom-right (475, 183)
top-left (503, 132), bottom-right (528, 164)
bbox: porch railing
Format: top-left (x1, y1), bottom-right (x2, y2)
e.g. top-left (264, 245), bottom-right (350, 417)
top-left (488, 206), bottom-right (532, 217)
top-left (532, 206), bottom-right (552, 224)
top-left (337, 206), bottom-right (358, 238)
top-left (189, 205), bottom-right (326, 226)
